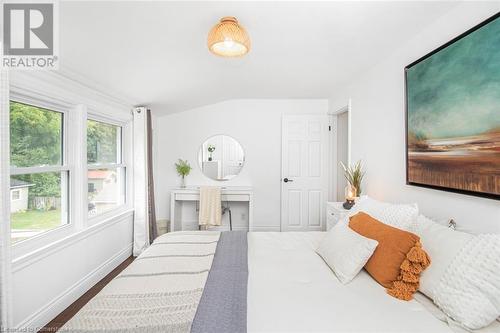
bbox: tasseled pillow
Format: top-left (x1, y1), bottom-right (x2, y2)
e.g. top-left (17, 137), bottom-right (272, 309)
top-left (387, 241), bottom-right (431, 300)
top-left (349, 212), bottom-right (431, 301)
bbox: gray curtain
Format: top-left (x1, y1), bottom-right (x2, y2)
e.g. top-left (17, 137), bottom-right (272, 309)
top-left (147, 109), bottom-right (158, 244)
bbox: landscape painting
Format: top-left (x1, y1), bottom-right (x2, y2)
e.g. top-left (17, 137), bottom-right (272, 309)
top-left (406, 13), bottom-right (500, 199)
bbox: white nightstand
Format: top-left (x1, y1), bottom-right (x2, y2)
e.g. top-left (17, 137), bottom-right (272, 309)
top-left (326, 202), bottom-right (351, 230)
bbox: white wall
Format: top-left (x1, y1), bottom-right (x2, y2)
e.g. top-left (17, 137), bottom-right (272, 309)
top-left (329, 2), bottom-right (500, 234)
top-left (12, 213), bottom-right (133, 328)
top-left (154, 99), bottom-right (329, 231)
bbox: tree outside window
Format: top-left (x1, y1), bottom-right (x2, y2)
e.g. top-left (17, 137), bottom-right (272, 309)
top-left (10, 101), bottom-right (68, 243)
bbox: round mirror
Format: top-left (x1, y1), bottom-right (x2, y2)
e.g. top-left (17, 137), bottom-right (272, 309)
top-left (198, 135), bottom-right (245, 181)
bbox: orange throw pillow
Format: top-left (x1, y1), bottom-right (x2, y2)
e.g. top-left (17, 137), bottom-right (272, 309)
top-left (349, 212), bottom-right (431, 301)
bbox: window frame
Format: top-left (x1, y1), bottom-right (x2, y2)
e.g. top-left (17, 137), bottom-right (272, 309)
top-left (9, 96), bottom-right (72, 246)
top-left (8, 84), bottom-right (133, 260)
top-left (86, 113), bottom-right (127, 223)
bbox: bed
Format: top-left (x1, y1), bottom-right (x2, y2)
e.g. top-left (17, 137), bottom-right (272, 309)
top-left (248, 232), bottom-right (451, 333)
top-left (60, 231), bottom-right (498, 333)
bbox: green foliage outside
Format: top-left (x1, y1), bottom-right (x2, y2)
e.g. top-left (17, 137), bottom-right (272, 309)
top-left (11, 209), bottom-right (61, 230)
top-left (87, 119), bottom-right (118, 164)
top-left (10, 102), bottom-right (119, 201)
top-left (10, 101), bottom-right (62, 198)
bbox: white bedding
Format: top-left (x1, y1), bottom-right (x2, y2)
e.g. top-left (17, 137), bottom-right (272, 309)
top-left (248, 232), bottom-right (452, 333)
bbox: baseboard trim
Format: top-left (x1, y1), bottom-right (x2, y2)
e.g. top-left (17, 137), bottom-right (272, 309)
top-left (16, 243), bottom-right (133, 330)
top-left (251, 225), bottom-right (281, 231)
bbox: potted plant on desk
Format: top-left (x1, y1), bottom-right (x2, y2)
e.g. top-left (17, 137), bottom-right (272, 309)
top-left (207, 145), bottom-right (216, 161)
top-left (175, 159), bottom-right (192, 188)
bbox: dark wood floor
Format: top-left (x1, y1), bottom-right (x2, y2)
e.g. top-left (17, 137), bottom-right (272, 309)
top-left (38, 256), bottom-right (135, 333)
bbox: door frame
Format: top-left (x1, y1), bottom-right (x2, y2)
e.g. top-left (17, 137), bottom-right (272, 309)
top-left (328, 99), bottom-right (352, 202)
top-left (280, 114), bottom-right (329, 231)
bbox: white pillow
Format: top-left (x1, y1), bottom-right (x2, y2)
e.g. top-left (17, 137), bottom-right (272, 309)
top-left (413, 215), bottom-right (500, 330)
top-left (342, 195), bottom-right (418, 230)
top-left (412, 215), bottom-right (474, 300)
top-left (316, 223), bottom-right (378, 284)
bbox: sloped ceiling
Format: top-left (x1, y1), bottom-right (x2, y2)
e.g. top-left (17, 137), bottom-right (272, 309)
top-left (60, 1), bottom-right (458, 115)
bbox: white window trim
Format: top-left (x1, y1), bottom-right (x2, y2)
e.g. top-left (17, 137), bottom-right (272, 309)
top-left (87, 163), bottom-right (126, 170)
top-left (87, 111), bottom-right (126, 127)
top-left (8, 72), bottom-right (134, 261)
top-left (86, 114), bottom-right (129, 224)
top-left (10, 165), bottom-right (70, 175)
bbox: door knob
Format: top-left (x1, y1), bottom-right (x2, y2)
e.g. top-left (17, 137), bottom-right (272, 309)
top-left (283, 178), bottom-right (294, 183)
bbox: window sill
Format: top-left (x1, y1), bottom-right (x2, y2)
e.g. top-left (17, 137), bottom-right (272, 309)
top-left (11, 223), bottom-right (75, 260)
top-left (87, 205), bottom-right (133, 226)
top-left (12, 207), bottom-right (134, 272)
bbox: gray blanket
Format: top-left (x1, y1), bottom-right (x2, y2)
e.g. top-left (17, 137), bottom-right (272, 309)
top-left (191, 231), bottom-right (248, 333)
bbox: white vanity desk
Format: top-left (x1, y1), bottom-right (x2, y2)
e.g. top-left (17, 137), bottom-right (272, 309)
top-left (169, 186), bottom-right (253, 231)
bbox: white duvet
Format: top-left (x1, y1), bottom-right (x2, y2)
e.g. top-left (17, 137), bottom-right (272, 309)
top-left (247, 232), bottom-right (452, 333)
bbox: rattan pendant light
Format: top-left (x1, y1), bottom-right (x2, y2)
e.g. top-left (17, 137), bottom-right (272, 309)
top-left (207, 17), bottom-right (251, 57)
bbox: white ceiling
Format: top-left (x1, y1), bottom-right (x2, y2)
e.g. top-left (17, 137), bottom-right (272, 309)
top-left (60, 1), bottom-right (457, 115)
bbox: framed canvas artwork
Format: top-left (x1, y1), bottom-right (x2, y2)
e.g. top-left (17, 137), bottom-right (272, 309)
top-left (405, 12), bottom-right (500, 200)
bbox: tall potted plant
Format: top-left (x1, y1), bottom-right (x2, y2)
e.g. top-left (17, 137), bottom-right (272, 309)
top-left (175, 159), bottom-right (191, 188)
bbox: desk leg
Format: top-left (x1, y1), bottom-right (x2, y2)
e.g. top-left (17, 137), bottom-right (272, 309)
top-left (248, 195), bottom-right (253, 231)
top-left (170, 195), bottom-right (175, 232)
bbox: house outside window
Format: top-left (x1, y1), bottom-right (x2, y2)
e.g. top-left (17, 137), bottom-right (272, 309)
top-left (10, 180), bottom-right (33, 212)
top-left (87, 119), bottom-right (125, 217)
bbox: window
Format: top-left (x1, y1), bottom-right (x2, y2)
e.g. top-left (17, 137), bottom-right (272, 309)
top-left (87, 119), bottom-right (125, 217)
top-left (11, 190), bottom-right (20, 200)
top-left (10, 101), bottom-right (69, 244)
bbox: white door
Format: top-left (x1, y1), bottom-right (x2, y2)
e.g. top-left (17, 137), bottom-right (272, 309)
top-left (281, 115), bottom-right (329, 231)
